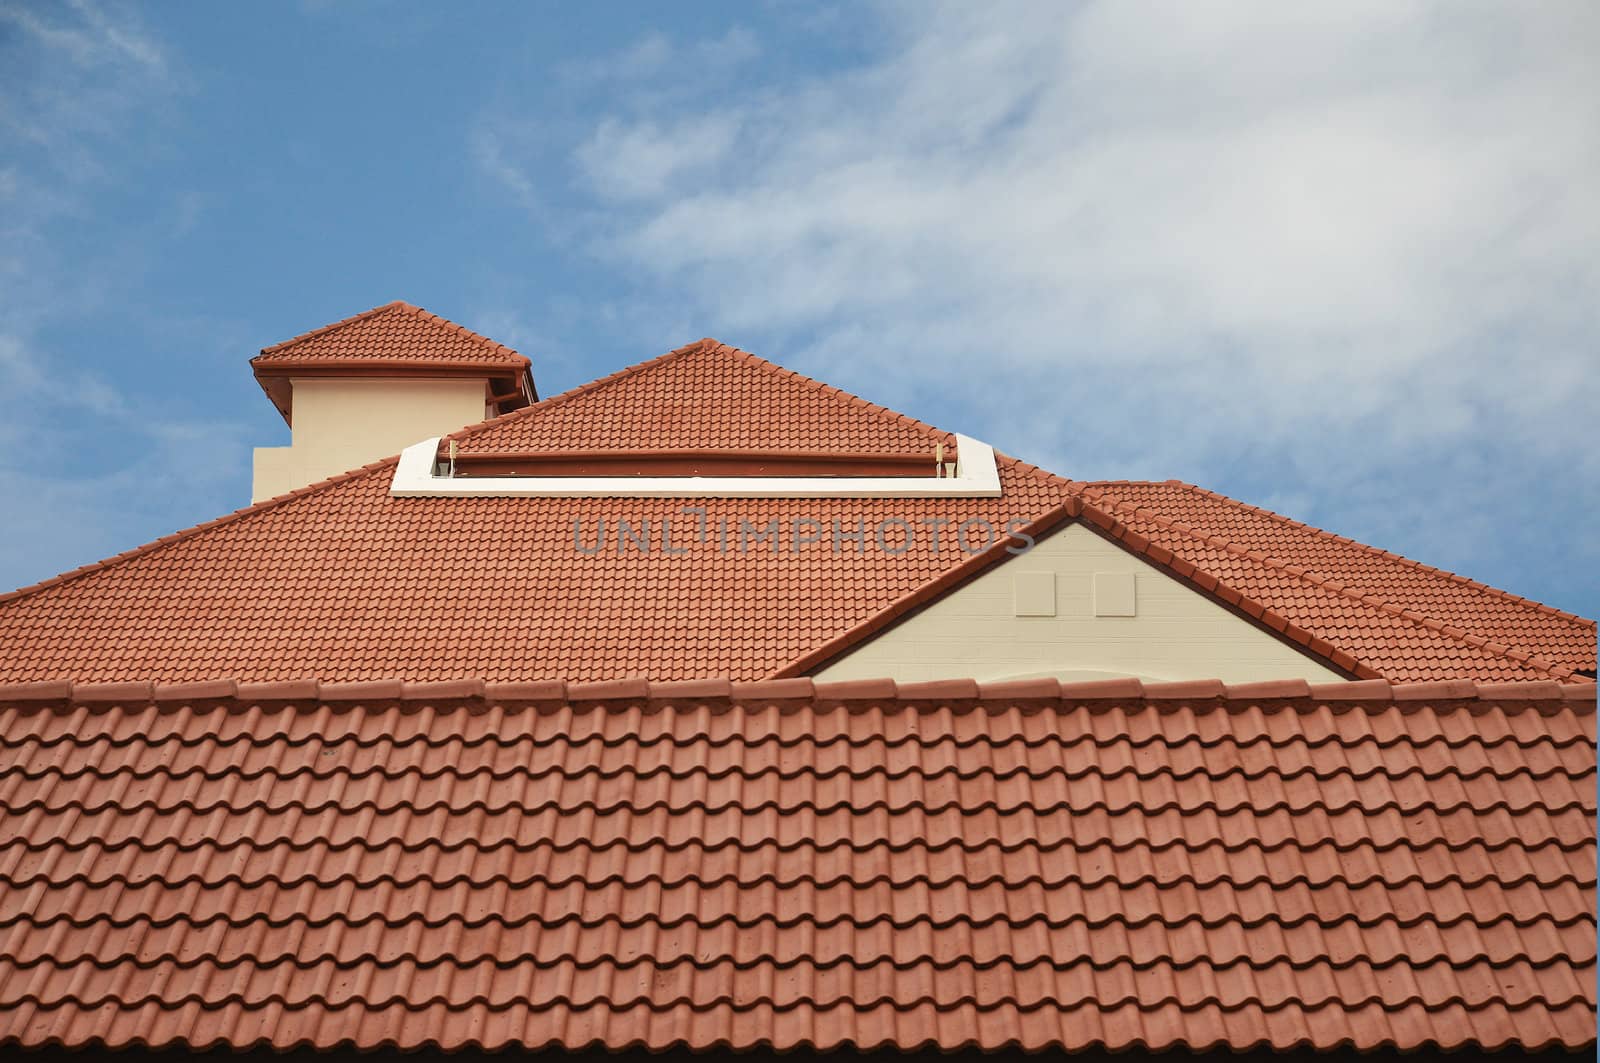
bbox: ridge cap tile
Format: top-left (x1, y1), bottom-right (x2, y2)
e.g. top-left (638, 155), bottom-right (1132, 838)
top-left (812, 678), bottom-right (898, 703)
top-left (1558, 681), bottom-right (1597, 706)
top-left (0, 679), bottom-right (74, 702)
top-left (70, 681), bottom-right (153, 704)
top-left (1142, 679), bottom-right (1227, 701)
top-left (1308, 679), bottom-right (1395, 702)
top-left (567, 678), bottom-right (651, 703)
top-left (1057, 677), bottom-right (1144, 700)
top-left (318, 679), bottom-right (403, 703)
top-left (1472, 680), bottom-right (1566, 702)
top-left (646, 679), bottom-right (733, 704)
top-left (894, 678), bottom-right (981, 702)
top-left (152, 679), bottom-right (237, 703)
top-left (1390, 679), bottom-right (1481, 702)
top-left (400, 679), bottom-right (486, 702)
top-left (235, 679), bottom-right (320, 703)
top-left (975, 677), bottom-right (1063, 701)
top-left (483, 680), bottom-right (567, 704)
top-left (730, 678), bottom-right (815, 703)
top-left (1222, 679), bottom-right (1313, 701)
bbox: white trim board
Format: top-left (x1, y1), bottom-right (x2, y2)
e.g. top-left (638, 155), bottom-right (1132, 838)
top-left (389, 435), bottom-right (1003, 498)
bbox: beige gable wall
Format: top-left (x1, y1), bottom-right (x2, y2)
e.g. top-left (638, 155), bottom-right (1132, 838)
top-left (815, 522), bottom-right (1343, 683)
top-left (252, 378), bottom-right (489, 502)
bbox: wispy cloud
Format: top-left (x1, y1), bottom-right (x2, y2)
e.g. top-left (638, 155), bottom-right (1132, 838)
top-left (0, 2), bottom-right (247, 593)
top-left (3, 0), bottom-right (165, 72)
top-left (1, 0), bottom-right (179, 310)
top-left (480, 0), bottom-right (1600, 610)
top-left (574, 114), bottom-right (740, 201)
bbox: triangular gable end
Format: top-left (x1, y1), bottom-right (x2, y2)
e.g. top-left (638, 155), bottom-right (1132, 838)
top-left (807, 518), bottom-right (1353, 684)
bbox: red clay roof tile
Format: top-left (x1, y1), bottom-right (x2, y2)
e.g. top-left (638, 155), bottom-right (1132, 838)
top-left (0, 679), bottom-right (1590, 1053)
top-left (252, 300), bottom-right (530, 369)
top-left (1082, 480), bottom-right (1597, 678)
top-left (457, 338), bottom-right (947, 456)
top-left (0, 337), bottom-right (1590, 687)
top-left (249, 301), bottom-right (536, 425)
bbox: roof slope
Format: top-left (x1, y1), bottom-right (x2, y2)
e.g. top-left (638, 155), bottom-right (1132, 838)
top-left (0, 337), bottom-right (1589, 684)
top-left (0, 677), bottom-right (1592, 1053)
top-left (0, 342), bottom-right (1067, 683)
top-left (252, 300), bottom-right (529, 368)
top-left (1083, 481), bottom-right (1597, 679)
top-left (458, 338), bottom-right (949, 455)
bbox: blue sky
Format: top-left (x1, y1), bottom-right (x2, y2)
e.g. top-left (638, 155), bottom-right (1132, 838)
top-left (2, 1), bottom-right (1597, 620)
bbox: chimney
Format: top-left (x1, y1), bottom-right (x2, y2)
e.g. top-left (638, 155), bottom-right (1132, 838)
top-left (249, 301), bottom-right (535, 501)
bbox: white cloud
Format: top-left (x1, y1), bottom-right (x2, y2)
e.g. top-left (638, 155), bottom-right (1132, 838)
top-left (482, 0), bottom-right (1600, 605)
top-left (575, 115), bottom-right (740, 201)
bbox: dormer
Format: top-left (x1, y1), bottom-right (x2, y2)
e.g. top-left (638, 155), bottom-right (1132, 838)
top-left (249, 301), bottom-right (536, 501)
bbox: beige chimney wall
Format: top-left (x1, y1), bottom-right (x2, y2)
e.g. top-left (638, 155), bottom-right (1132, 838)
top-left (251, 376), bottom-right (493, 502)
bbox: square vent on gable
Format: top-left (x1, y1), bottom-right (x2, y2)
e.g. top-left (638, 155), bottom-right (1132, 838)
top-left (1093, 572), bottom-right (1137, 617)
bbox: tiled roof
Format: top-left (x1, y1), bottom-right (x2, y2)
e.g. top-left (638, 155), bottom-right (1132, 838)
top-left (457, 339), bottom-right (949, 455)
top-left (1081, 481), bottom-right (1597, 681)
top-left (252, 300), bottom-right (530, 369)
top-left (0, 337), bottom-right (1590, 684)
top-left (0, 677), bottom-right (1592, 1053)
top-left (0, 339), bottom-right (1075, 683)
top-left (0, 457), bottom-right (1068, 684)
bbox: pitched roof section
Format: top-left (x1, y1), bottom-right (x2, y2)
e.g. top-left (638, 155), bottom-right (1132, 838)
top-left (457, 338), bottom-right (951, 456)
top-left (251, 301), bottom-right (536, 425)
top-left (0, 454), bottom-right (1066, 683)
top-left (0, 677), bottom-right (1592, 1054)
top-left (0, 333), bottom-right (1590, 684)
top-left (1083, 481), bottom-right (1598, 680)
top-left (253, 300), bottom-right (530, 369)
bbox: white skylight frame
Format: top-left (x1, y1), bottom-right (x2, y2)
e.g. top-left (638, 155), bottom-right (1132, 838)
top-left (389, 434), bottom-right (1002, 498)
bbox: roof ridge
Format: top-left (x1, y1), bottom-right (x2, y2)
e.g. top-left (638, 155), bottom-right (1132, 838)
top-left (4, 675), bottom-right (1588, 708)
top-left (0, 458), bottom-right (400, 608)
top-left (254, 300), bottom-right (528, 367)
top-left (1163, 480), bottom-right (1596, 633)
top-left (1078, 485), bottom-right (1574, 681)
